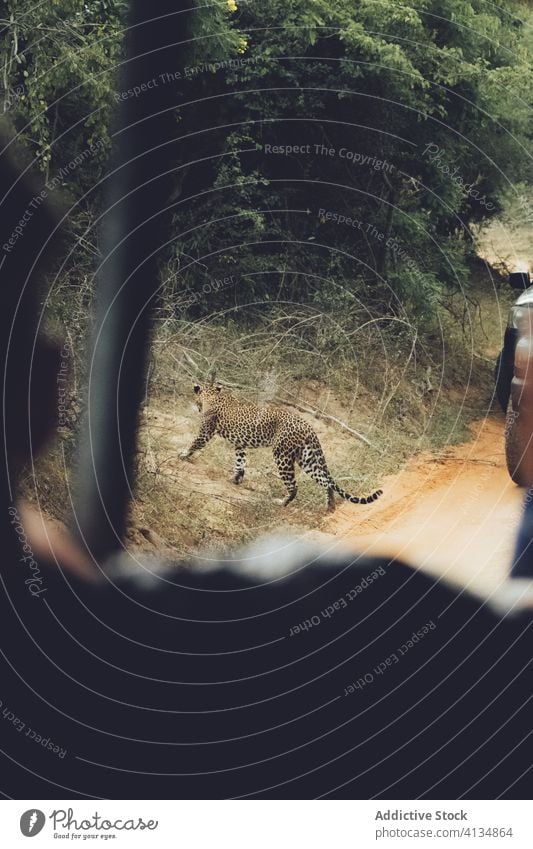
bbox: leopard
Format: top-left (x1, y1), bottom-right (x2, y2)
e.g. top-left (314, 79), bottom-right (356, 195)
top-left (179, 383), bottom-right (383, 512)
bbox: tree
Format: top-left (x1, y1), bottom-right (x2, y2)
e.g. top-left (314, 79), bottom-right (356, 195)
top-left (2, 0), bottom-right (531, 324)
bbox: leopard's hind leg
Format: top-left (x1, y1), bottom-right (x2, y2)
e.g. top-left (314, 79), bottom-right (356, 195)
top-left (272, 442), bottom-right (298, 506)
top-left (299, 437), bottom-right (336, 511)
top-left (233, 448), bottom-right (246, 484)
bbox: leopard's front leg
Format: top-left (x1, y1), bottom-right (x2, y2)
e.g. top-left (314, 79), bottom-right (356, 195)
top-left (180, 413), bottom-right (217, 460)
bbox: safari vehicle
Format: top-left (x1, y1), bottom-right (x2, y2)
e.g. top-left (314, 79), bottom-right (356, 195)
top-left (495, 270), bottom-right (533, 484)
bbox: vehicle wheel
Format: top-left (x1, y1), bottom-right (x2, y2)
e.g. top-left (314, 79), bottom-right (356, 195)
top-left (505, 398), bottom-right (531, 486)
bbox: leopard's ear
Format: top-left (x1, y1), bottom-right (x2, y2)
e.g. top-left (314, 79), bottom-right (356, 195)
top-left (193, 383), bottom-right (202, 395)
top-left (215, 384), bottom-right (222, 392)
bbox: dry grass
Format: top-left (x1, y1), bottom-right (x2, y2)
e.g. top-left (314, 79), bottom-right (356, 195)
top-left (123, 289), bottom-right (500, 555)
top-left (23, 270), bottom-right (508, 558)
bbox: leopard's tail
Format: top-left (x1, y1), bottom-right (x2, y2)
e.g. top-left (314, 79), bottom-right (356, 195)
top-left (332, 481), bottom-right (383, 505)
top-left (301, 435), bottom-right (383, 504)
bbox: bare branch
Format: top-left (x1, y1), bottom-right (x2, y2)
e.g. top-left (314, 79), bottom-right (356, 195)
top-left (275, 394), bottom-right (374, 447)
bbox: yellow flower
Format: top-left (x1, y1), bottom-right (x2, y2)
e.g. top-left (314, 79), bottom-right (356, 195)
top-left (227, 0), bottom-right (238, 12)
top-left (237, 36), bottom-right (248, 54)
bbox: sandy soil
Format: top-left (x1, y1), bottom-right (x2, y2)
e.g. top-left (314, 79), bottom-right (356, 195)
top-left (137, 402), bottom-right (526, 599)
top-left (319, 414), bottom-right (525, 598)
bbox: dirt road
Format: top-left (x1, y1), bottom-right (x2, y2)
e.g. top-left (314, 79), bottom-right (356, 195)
top-left (139, 404), bottom-right (526, 597)
top-left (320, 414), bottom-right (525, 597)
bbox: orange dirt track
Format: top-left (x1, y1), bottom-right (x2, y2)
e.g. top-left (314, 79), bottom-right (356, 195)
top-left (320, 414), bottom-right (525, 598)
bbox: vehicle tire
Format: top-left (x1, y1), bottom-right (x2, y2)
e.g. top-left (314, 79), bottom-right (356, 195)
top-left (505, 398), bottom-right (531, 486)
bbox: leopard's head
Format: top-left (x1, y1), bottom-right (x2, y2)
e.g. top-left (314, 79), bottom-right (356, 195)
top-left (192, 382), bottom-right (222, 413)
